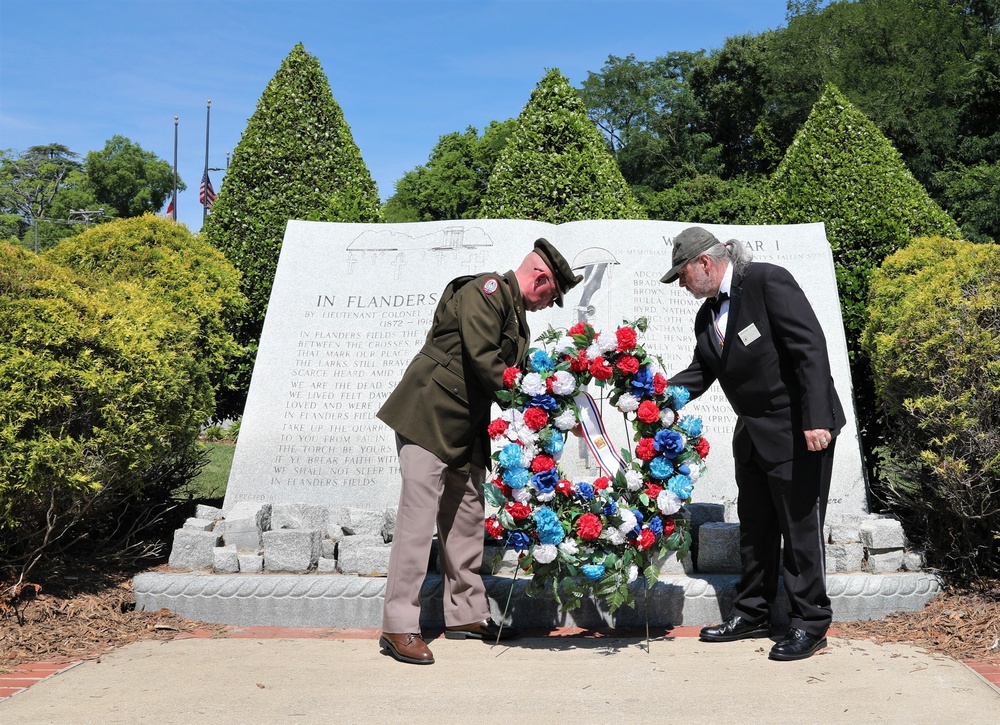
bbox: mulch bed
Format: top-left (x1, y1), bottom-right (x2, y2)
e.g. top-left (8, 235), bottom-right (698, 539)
top-left (3, 569), bottom-right (998, 672)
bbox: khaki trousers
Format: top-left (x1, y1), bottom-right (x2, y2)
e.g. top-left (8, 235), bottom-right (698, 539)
top-left (381, 435), bottom-right (489, 634)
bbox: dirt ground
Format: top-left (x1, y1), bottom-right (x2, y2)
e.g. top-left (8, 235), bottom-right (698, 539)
top-left (2, 565), bottom-right (999, 672)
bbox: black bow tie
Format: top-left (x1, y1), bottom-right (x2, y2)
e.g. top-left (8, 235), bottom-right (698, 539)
top-left (708, 292), bottom-right (729, 314)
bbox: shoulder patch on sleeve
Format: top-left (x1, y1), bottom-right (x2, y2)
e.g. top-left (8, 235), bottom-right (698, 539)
top-left (482, 277), bottom-right (499, 295)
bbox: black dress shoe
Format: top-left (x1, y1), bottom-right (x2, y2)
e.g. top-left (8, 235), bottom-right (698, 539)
top-left (699, 615), bottom-right (770, 642)
top-left (445, 618), bottom-right (519, 641)
top-left (768, 628), bottom-right (827, 661)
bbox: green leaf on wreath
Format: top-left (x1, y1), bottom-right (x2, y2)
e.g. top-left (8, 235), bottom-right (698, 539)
top-left (497, 510), bottom-right (516, 529)
top-left (484, 482), bottom-right (505, 508)
top-left (644, 564), bottom-right (659, 588)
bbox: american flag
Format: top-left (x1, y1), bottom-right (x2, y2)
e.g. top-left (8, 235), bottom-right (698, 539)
top-left (199, 171), bottom-right (217, 209)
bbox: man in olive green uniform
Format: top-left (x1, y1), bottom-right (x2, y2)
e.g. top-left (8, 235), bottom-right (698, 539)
top-left (377, 238), bottom-right (581, 665)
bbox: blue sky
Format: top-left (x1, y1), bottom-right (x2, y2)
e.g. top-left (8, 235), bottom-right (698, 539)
top-left (0, 0), bottom-right (791, 232)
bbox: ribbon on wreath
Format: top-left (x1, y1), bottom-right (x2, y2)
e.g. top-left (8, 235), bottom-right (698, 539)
top-left (573, 392), bottom-right (627, 477)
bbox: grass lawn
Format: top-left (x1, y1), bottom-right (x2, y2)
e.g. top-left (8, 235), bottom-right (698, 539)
top-left (185, 441), bottom-right (235, 500)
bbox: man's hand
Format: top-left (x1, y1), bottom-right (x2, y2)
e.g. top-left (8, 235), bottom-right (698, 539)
top-left (804, 429), bottom-right (832, 452)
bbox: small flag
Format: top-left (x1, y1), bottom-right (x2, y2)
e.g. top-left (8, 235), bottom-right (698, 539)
top-left (164, 199), bottom-right (175, 219)
top-left (200, 171), bottom-right (217, 209)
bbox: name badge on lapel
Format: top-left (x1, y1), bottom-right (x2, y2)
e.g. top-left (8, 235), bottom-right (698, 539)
top-left (738, 323), bottom-right (761, 346)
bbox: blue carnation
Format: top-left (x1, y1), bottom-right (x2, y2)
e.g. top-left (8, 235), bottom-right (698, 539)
top-left (654, 429), bottom-right (685, 458)
top-left (506, 531), bottom-right (531, 550)
top-left (530, 349), bottom-right (554, 372)
top-left (678, 416), bottom-right (703, 437)
top-left (544, 432), bottom-right (565, 455)
top-left (531, 468), bottom-right (559, 494)
top-left (533, 507), bottom-right (564, 545)
top-left (668, 385), bottom-right (691, 410)
top-left (649, 516), bottom-right (664, 536)
top-left (629, 366), bottom-right (656, 397)
top-left (678, 464), bottom-right (691, 476)
top-left (601, 500), bottom-right (619, 517)
top-left (576, 482), bottom-right (595, 501)
top-left (499, 444), bottom-right (524, 469)
top-left (668, 474), bottom-right (694, 500)
top-left (581, 564), bottom-right (606, 581)
top-left (506, 468), bottom-right (530, 489)
top-left (529, 394), bottom-right (558, 411)
top-left (648, 455), bottom-right (675, 480)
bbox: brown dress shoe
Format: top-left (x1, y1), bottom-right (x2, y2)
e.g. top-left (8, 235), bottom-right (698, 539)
top-left (445, 618), bottom-right (519, 641)
top-left (379, 632), bottom-right (434, 664)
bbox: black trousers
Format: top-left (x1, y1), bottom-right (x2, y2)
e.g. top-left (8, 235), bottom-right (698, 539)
top-left (730, 438), bottom-right (836, 637)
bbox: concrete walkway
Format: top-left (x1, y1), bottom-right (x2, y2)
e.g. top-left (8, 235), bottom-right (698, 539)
top-left (1, 628), bottom-right (998, 724)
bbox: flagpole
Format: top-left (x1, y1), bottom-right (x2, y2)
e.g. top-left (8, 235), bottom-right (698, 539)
top-left (202, 99), bottom-right (211, 226)
top-left (172, 116), bottom-right (178, 222)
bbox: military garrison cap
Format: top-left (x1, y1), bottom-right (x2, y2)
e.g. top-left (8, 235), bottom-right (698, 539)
top-left (660, 226), bottom-right (722, 284)
top-left (533, 237), bottom-right (583, 308)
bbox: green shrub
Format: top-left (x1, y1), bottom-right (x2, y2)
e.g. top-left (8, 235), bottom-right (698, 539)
top-left (480, 68), bottom-right (646, 222)
top-left (863, 236), bottom-right (1000, 583)
top-left (203, 43), bottom-right (382, 418)
top-left (1, 217), bottom-right (244, 581)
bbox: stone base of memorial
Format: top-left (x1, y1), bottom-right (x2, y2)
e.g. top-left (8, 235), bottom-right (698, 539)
top-left (134, 502), bottom-right (942, 628)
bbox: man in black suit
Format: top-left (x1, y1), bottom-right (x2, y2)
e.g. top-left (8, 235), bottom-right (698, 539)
top-left (661, 226), bottom-right (846, 661)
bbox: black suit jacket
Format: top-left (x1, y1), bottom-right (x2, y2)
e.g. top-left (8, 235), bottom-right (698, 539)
top-left (671, 262), bottom-right (846, 464)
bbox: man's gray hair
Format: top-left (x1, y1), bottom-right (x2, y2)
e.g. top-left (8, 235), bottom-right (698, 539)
top-left (705, 238), bottom-right (752, 275)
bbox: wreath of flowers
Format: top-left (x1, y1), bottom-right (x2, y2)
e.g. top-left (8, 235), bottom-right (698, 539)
top-left (484, 318), bottom-right (710, 613)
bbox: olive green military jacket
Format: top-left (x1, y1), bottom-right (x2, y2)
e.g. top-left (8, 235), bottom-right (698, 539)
top-left (376, 271), bottom-right (530, 472)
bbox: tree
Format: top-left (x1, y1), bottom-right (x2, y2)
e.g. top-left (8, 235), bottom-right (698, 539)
top-left (0, 144), bottom-right (89, 252)
top-left (480, 68), bottom-right (646, 222)
top-left (202, 43), bottom-right (382, 419)
top-left (85, 135), bottom-right (180, 218)
top-left (383, 120), bottom-right (515, 222)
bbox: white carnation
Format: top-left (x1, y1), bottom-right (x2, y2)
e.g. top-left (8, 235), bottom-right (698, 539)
top-left (618, 508), bottom-right (638, 533)
top-left (550, 370), bottom-right (577, 396)
top-left (603, 527), bottom-right (626, 545)
top-left (553, 409), bottom-right (578, 431)
top-left (512, 487), bottom-right (531, 503)
top-left (520, 444), bottom-right (539, 467)
top-left (688, 466), bottom-right (701, 482)
top-left (596, 332), bottom-right (617, 353)
top-left (660, 408), bottom-right (677, 427)
top-left (553, 336), bottom-right (577, 354)
top-left (520, 372), bottom-right (547, 396)
top-left (533, 544), bottom-right (558, 564)
top-left (616, 392), bottom-right (640, 413)
top-left (558, 539), bottom-right (579, 556)
top-left (657, 489), bottom-right (683, 516)
top-left (586, 341), bottom-right (603, 359)
top-left (628, 564), bottom-right (639, 584)
top-left (625, 469), bottom-right (644, 492)
top-left (535, 490), bottom-right (556, 503)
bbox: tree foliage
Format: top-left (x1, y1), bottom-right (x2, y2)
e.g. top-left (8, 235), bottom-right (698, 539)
top-left (0, 216), bottom-right (244, 584)
top-left (862, 236), bottom-right (1000, 583)
top-left (85, 135), bottom-right (180, 218)
top-left (202, 43), bottom-right (382, 418)
top-left (755, 83), bottom-right (960, 350)
top-left (480, 68), bottom-right (646, 222)
top-left (383, 120), bottom-right (515, 222)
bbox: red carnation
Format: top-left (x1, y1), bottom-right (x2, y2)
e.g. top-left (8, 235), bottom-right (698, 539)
top-left (653, 373), bottom-right (668, 395)
top-left (636, 437), bottom-right (657, 461)
top-left (569, 322), bottom-right (589, 336)
top-left (645, 482), bottom-right (664, 500)
top-left (616, 326), bottom-right (637, 352)
top-left (487, 418), bottom-right (509, 439)
top-left (593, 476), bottom-right (611, 491)
top-left (637, 400), bottom-right (661, 424)
top-left (590, 356), bottom-right (613, 381)
top-left (569, 350), bottom-right (589, 373)
top-left (523, 407), bottom-right (549, 431)
top-left (531, 454), bottom-right (556, 472)
top-left (506, 502), bottom-right (532, 521)
top-left (576, 512), bottom-right (603, 540)
top-left (662, 516), bottom-right (675, 537)
top-left (485, 516), bottom-right (504, 539)
top-left (616, 355), bottom-right (640, 375)
top-left (556, 479), bottom-right (574, 496)
top-left (502, 366), bottom-right (521, 389)
top-left (695, 437), bottom-right (711, 457)
top-left (546, 375), bottom-right (555, 392)
top-left (634, 529), bottom-right (656, 550)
